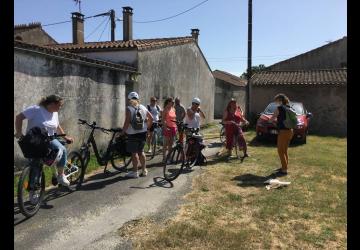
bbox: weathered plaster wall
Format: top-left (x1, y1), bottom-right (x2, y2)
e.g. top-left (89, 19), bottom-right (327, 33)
top-left (137, 43), bottom-right (215, 124)
top-left (251, 85), bottom-right (347, 136)
top-left (268, 37), bottom-right (347, 70)
top-left (214, 79), bottom-right (246, 119)
top-left (14, 49), bottom-right (130, 170)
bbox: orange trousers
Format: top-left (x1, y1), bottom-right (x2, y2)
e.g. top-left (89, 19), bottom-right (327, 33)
top-left (277, 129), bottom-right (293, 171)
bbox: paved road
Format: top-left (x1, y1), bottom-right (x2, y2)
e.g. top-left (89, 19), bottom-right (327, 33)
top-left (14, 139), bottom-right (222, 250)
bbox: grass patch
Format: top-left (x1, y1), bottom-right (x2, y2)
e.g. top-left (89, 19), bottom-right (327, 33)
top-left (122, 131), bottom-right (347, 249)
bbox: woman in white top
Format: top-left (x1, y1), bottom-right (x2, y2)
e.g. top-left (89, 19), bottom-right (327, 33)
top-left (14, 95), bottom-right (74, 187)
top-left (185, 97), bottom-right (206, 129)
top-left (121, 92), bottom-right (153, 178)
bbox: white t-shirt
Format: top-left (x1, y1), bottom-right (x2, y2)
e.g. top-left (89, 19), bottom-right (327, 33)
top-left (126, 104), bottom-right (148, 134)
top-left (147, 104), bottom-right (161, 122)
top-left (185, 107), bottom-right (201, 129)
top-left (22, 105), bottom-right (59, 136)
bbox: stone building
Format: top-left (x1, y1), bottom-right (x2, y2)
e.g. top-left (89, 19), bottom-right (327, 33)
top-left (14, 22), bottom-right (58, 45)
top-left (14, 40), bottom-right (136, 169)
top-left (250, 69), bottom-right (347, 136)
top-left (47, 8), bottom-right (215, 124)
top-left (267, 37), bottom-right (347, 70)
top-left (250, 36), bottom-right (347, 136)
top-left (213, 70), bottom-right (247, 119)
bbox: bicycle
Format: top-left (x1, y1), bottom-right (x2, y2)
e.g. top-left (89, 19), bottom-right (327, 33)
top-left (163, 121), bottom-right (206, 182)
top-left (226, 121), bottom-right (249, 161)
top-left (76, 119), bottom-right (132, 175)
top-left (219, 122), bottom-right (226, 144)
top-left (145, 121), bottom-right (163, 160)
top-left (16, 134), bottom-right (84, 218)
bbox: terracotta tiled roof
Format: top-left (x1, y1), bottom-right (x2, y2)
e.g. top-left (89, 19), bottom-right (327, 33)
top-left (46, 37), bottom-right (196, 52)
top-left (251, 69), bottom-right (347, 86)
top-left (213, 70), bottom-right (247, 87)
top-left (14, 41), bottom-right (137, 73)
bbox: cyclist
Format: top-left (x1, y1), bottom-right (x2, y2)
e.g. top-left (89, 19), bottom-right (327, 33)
top-left (14, 94), bottom-right (74, 190)
top-left (162, 97), bottom-right (177, 163)
top-left (146, 96), bottom-right (162, 154)
top-left (121, 92), bottom-right (153, 178)
top-left (174, 97), bottom-right (186, 144)
top-left (222, 98), bottom-right (249, 159)
top-left (185, 97), bottom-right (205, 130)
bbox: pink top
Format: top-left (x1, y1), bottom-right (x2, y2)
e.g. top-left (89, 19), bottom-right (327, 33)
top-left (164, 107), bottom-right (177, 128)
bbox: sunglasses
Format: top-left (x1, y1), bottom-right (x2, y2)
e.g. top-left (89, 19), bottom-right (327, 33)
top-left (192, 103), bottom-right (199, 106)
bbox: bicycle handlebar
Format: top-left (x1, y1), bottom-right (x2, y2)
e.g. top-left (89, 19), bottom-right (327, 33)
top-left (78, 119), bottom-right (123, 134)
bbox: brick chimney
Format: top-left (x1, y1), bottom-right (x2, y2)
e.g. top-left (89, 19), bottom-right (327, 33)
top-left (191, 29), bottom-right (200, 43)
top-left (123, 7), bottom-right (133, 41)
top-left (72, 12), bottom-right (84, 44)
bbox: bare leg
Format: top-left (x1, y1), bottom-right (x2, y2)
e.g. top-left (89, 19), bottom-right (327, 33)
top-left (131, 153), bottom-right (139, 172)
top-left (139, 152), bottom-right (146, 171)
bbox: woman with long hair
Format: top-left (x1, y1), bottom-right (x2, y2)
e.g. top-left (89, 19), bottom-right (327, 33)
top-left (222, 99), bottom-right (249, 158)
top-left (269, 93), bottom-right (294, 175)
top-left (162, 97), bottom-right (177, 163)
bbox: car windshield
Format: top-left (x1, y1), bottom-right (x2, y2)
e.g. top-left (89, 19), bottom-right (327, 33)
top-left (264, 102), bottom-right (304, 115)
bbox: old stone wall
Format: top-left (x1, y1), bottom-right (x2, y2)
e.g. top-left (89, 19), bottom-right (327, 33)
top-left (14, 28), bottom-right (58, 45)
top-left (14, 49), bottom-right (130, 170)
top-left (214, 79), bottom-right (246, 119)
top-left (250, 85), bottom-right (347, 136)
top-left (137, 43), bottom-right (215, 124)
top-left (268, 37), bottom-right (347, 70)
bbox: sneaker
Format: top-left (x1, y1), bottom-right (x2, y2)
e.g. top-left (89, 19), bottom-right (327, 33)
top-left (125, 171), bottom-right (139, 178)
top-left (29, 190), bottom-right (40, 205)
top-left (140, 169), bottom-right (148, 177)
top-left (147, 149), bottom-right (152, 154)
top-left (57, 174), bottom-right (70, 187)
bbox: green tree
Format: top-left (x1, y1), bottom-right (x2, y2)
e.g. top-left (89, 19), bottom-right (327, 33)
top-left (240, 64), bottom-right (266, 79)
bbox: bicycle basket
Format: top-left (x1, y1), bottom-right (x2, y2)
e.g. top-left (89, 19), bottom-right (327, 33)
top-left (18, 127), bottom-right (51, 158)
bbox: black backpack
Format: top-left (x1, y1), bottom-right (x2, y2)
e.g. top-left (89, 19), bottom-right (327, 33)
top-left (18, 127), bottom-right (51, 158)
top-left (130, 106), bottom-right (145, 130)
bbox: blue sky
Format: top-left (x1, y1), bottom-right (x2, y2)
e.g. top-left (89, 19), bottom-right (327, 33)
top-left (14, 0), bottom-right (347, 76)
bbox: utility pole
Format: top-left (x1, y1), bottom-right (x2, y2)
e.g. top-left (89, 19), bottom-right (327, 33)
top-left (246, 0), bottom-right (252, 120)
top-left (110, 9), bottom-right (116, 41)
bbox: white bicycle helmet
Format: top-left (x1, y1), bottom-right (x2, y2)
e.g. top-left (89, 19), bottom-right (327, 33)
top-left (43, 148), bottom-right (63, 166)
top-left (128, 92), bottom-right (139, 100)
top-left (192, 97), bottom-right (201, 104)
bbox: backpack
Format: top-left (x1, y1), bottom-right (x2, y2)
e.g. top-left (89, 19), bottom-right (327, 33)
top-left (282, 105), bottom-right (298, 129)
top-left (18, 127), bottom-right (51, 158)
top-left (130, 106), bottom-right (145, 130)
top-left (147, 104), bottom-right (160, 113)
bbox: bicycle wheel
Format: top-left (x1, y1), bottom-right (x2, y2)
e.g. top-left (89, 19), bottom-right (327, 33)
top-left (66, 151), bottom-right (85, 185)
top-left (234, 135), bottom-right (245, 160)
top-left (111, 150), bottom-right (132, 172)
top-left (17, 166), bottom-right (45, 218)
top-left (163, 146), bottom-right (185, 182)
top-left (220, 127), bottom-right (226, 144)
top-left (150, 132), bottom-right (157, 159)
top-left (185, 140), bottom-right (200, 168)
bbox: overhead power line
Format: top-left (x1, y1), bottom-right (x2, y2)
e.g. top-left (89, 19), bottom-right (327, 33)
top-left (116, 0), bottom-right (210, 24)
top-left (85, 16), bottom-right (108, 40)
top-left (99, 17), bottom-right (110, 41)
top-left (42, 20), bottom-right (71, 27)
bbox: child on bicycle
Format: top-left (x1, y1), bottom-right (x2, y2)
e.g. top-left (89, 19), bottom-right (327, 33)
top-left (222, 98), bottom-right (249, 159)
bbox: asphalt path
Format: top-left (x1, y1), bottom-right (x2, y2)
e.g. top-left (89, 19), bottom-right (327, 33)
top-left (14, 138), bottom-right (223, 250)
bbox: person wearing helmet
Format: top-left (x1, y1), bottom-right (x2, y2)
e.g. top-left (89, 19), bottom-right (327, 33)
top-left (185, 97), bottom-right (205, 129)
top-left (15, 95), bottom-right (74, 197)
top-left (121, 92), bottom-right (153, 178)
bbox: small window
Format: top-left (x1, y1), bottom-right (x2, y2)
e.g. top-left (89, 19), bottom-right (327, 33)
top-left (340, 62), bottom-right (347, 68)
top-left (15, 36), bottom-right (23, 41)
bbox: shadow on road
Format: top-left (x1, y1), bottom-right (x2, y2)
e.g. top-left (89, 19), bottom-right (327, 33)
top-left (130, 177), bottom-right (174, 189)
top-left (232, 172), bottom-right (281, 188)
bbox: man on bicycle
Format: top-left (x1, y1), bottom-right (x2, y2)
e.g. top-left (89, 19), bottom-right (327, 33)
top-left (185, 97), bottom-right (205, 130)
top-left (146, 96), bottom-right (162, 154)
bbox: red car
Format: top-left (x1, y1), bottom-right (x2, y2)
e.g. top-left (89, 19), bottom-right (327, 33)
top-left (256, 102), bottom-right (313, 144)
